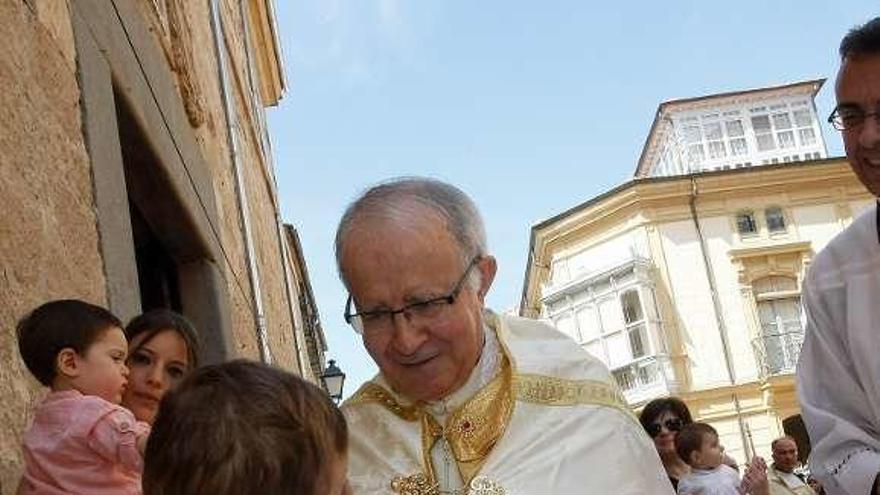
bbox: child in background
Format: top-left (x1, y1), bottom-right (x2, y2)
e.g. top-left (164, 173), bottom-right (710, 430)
top-left (676, 422), bottom-right (743, 495)
top-left (16, 299), bottom-right (150, 494)
top-left (143, 359), bottom-right (351, 495)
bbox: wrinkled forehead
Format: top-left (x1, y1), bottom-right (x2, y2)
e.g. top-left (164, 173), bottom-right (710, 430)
top-left (773, 439), bottom-right (797, 452)
top-left (341, 205), bottom-right (462, 266)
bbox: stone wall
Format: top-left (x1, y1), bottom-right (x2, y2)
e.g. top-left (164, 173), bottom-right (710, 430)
top-left (0, 1), bottom-right (309, 491)
top-left (0, 2), bottom-right (108, 490)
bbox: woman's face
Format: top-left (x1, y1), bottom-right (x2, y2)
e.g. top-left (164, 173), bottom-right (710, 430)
top-left (650, 410), bottom-right (684, 456)
top-left (122, 329), bottom-right (190, 424)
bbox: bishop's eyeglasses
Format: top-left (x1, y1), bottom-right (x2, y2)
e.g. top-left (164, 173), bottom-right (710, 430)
top-left (344, 256), bottom-right (481, 335)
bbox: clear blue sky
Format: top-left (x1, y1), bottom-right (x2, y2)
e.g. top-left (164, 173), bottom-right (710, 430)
top-left (267, 1), bottom-right (876, 398)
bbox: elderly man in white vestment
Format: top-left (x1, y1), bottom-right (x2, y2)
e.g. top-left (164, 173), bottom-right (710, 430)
top-left (797, 16), bottom-right (880, 495)
top-left (334, 177), bottom-right (673, 494)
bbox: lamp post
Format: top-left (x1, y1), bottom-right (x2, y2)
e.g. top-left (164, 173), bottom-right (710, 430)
top-left (321, 359), bottom-right (346, 403)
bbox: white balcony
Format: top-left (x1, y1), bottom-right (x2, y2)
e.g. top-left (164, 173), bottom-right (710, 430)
top-left (611, 354), bottom-right (675, 405)
top-left (752, 330), bottom-right (804, 377)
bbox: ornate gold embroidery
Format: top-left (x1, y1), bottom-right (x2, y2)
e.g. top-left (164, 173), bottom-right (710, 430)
top-left (468, 476), bottom-right (506, 495)
top-left (391, 473), bottom-right (439, 495)
top-left (344, 382), bottom-right (422, 421)
top-left (513, 374), bottom-right (632, 417)
top-left (389, 473), bottom-right (506, 495)
top-left (420, 356), bottom-right (514, 486)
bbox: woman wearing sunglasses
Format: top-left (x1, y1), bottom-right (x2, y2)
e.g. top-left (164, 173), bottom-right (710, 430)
top-left (640, 397), bottom-right (694, 490)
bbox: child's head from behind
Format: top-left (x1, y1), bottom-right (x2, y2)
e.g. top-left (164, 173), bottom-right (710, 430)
top-left (143, 359), bottom-right (350, 495)
top-left (675, 422), bottom-right (724, 470)
top-left (17, 299), bottom-right (128, 402)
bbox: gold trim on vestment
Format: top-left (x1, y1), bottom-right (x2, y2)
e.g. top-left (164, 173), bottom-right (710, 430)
top-left (389, 474), bottom-right (506, 495)
top-left (345, 382), bottom-right (422, 421)
top-left (422, 356), bottom-right (514, 486)
top-left (513, 373), bottom-right (631, 415)
top-left (346, 351), bottom-right (514, 490)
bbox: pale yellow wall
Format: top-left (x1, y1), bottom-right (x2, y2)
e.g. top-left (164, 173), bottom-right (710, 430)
top-left (546, 225), bottom-right (650, 291)
top-left (658, 219), bottom-right (730, 388)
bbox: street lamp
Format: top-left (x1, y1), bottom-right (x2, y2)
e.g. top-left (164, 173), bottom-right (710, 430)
top-left (321, 359), bottom-right (346, 403)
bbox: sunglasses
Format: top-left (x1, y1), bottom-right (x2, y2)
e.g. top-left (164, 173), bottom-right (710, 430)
top-left (646, 418), bottom-right (684, 437)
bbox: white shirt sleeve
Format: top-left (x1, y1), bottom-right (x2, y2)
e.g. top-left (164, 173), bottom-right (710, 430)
top-left (797, 278), bottom-right (880, 495)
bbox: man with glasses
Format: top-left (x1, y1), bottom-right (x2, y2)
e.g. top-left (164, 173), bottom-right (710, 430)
top-left (797, 16), bottom-right (880, 495)
top-left (336, 177), bottom-right (672, 494)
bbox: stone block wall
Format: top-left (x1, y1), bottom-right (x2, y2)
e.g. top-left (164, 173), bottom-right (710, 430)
top-left (0, 1), bottom-right (311, 491)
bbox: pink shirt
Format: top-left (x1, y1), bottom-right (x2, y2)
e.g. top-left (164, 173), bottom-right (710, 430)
top-left (20, 390), bottom-right (150, 495)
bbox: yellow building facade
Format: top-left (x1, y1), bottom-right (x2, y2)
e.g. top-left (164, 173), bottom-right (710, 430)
top-left (520, 159), bottom-right (871, 463)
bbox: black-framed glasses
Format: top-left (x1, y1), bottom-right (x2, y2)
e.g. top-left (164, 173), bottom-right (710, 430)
top-left (828, 105), bottom-right (880, 131)
top-left (343, 256), bottom-right (482, 335)
top-left (646, 418), bottom-right (684, 438)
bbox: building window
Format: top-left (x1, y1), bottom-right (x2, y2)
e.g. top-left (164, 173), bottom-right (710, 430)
top-left (736, 211), bottom-right (758, 236)
top-left (751, 115), bottom-right (775, 152)
top-left (778, 131), bottom-right (796, 149)
top-left (621, 289), bottom-right (647, 359)
top-left (765, 207), bottom-right (786, 233)
top-left (798, 128), bottom-right (816, 146)
top-left (793, 106), bottom-right (817, 146)
top-left (753, 276), bottom-right (803, 375)
top-left (544, 265), bottom-right (665, 399)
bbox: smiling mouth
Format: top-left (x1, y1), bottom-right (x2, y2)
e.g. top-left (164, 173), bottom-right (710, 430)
top-left (398, 353), bottom-right (439, 367)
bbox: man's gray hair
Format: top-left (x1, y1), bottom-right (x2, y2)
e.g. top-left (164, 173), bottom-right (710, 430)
top-left (335, 177), bottom-right (488, 288)
top-left (771, 435), bottom-right (797, 451)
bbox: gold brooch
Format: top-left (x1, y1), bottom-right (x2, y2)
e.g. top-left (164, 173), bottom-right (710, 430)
top-left (391, 473), bottom-right (439, 495)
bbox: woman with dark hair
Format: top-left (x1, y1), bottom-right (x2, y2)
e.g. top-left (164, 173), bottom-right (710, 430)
top-left (122, 309), bottom-right (201, 424)
top-left (640, 397), bottom-right (771, 494)
top-left (640, 397), bottom-right (694, 489)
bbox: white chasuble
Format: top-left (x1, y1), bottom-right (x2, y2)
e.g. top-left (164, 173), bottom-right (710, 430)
top-left (343, 311), bottom-right (674, 495)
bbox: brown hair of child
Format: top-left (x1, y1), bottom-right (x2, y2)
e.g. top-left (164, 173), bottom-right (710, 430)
top-left (142, 359), bottom-right (348, 495)
top-left (675, 422), bottom-right (717, 465)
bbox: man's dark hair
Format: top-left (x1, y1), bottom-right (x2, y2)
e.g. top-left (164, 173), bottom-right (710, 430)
top-left (639, 396), bottom-right (694, 433)
top-left (675, 422), bottom-right (717, 466)
top-left (125, 309), bottom-right (201, 370)
top-left (840, 17), bottom-right (880, 59)
top-left (17, 299), bottom-right (122, 386)
top-left (143, 360), bottom-right (348, 495)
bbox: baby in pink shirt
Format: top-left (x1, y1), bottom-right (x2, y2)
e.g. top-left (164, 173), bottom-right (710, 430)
top-left (16, 300), bottom-right (150, 494)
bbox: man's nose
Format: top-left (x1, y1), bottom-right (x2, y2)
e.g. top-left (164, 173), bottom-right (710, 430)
top-left (389, 312), bottom-right (428, 355)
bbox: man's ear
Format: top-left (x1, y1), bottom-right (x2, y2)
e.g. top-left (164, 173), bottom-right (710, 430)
top-left (476, 256), bottom-right (497, 302)
top-left (56, 348), bottom-right (80, 379)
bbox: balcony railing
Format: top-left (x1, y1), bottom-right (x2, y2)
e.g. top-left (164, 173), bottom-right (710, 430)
top-left (752, 330), bottom-right (804, 377)
top-left (611, 355), bottom-right (671, 403)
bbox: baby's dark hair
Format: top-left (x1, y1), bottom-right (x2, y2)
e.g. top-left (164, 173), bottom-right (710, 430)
top-left (17, 299), bottom-right (122, 386)
top-left (675, 422), bottom-right (717, 465)
top-left (143, 359), bottom-right (348, 495)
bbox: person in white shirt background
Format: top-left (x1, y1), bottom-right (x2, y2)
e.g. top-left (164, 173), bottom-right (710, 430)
top-left (797, 15), bottom-right (880, 495)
